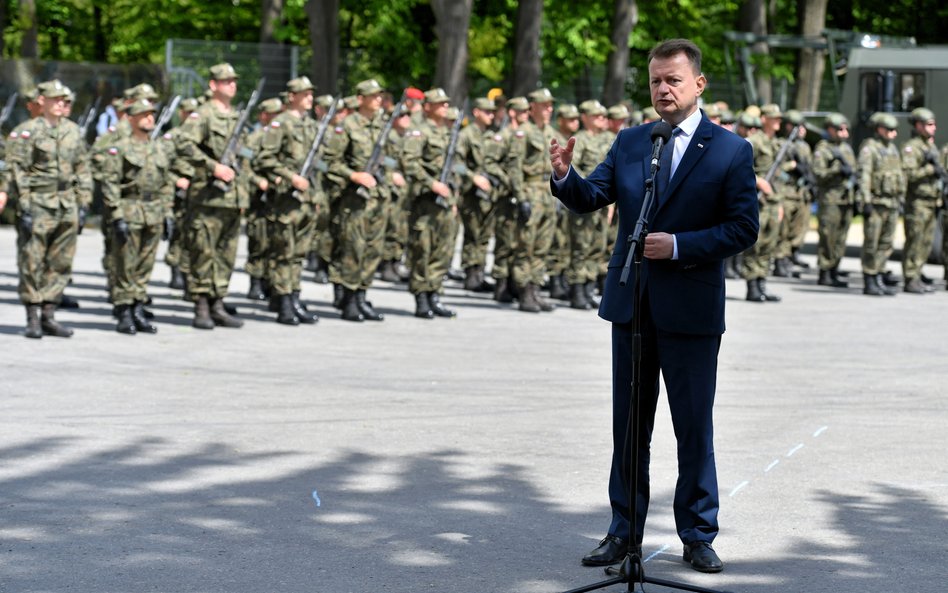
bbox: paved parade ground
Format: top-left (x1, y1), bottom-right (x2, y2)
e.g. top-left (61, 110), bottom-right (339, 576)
top-left (1, 225), bottom-right (946, 593)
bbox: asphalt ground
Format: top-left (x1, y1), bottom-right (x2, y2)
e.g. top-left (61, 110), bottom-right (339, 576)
top-left (1, 225), bottom-right (946, 593)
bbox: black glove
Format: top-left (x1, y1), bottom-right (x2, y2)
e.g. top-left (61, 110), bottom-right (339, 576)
top-left (838, 161), bottom-right (853, 178)
top-left (925, 150), bottom-right (939, 166)
top-left (517, 200), bottom-right (532, 224)
top-left (162, 216), bottom-right (175, 242)
top-left (113, 218), bottom-right (130, 245)
top-left (862, 203), bottom-right (873, 219)
top-left (76, 207), bottom-right (88, 234)
top-left (18, 211), bottom-right (33, 239)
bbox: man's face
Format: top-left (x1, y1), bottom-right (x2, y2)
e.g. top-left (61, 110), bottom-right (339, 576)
top-left (608, 118), bottom-right (625, 133)
top-left (559, 116), bottom-right (579, 134)
top-left (425, 100), bottom-right (450, 120)
top-left (762, 115), bottom-right (781, 136)
top-left (582, 113), bottom-right (607, 132)
top-left (210, 78), bottom-right (238, 101)
top-left (829, 125), bottom-right (849, 141)
top-left (648, 51), bottom-right (706, 125)
top-left (359, 92), bottom-right (383, 115)
top-left (530, 101), bottom-right (553, 125)
top-left (513, 109), bottom-right (529, 124)
top-left (473, 108), bottom-right (494, 128)
top-left (130, 111), bottom-right (155, 133)
top-left (290, 90), bottom-right (314, 112)
top-left (38, 95), bottom-right (65, 119)
top-left (878, 127), bottom-right (897, 142)
top-left (915, 120), bottom-right (936, 140)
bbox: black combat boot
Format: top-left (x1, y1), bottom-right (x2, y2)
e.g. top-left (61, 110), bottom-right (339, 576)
top-left (192, 297), bottom-right (214, 330)
top-left (332, 284), bottom-right (345, 309)
top-left (305, 251), bottom-right (319, 272)
top-left (880, 270), bottom-right (900, 287)
top-left (863, 274), bottom-right (885, 296)
top-left (570, 284), bottom-right (592, 310)
top-left (277, 294), bottom-right (300, 325)
top-left (534, 284), bottom-right (555, 312)
top-left (292, 290), bottom-right (318, 324)
top-left (414, 292), bottom-right (434, 319)
top-left (464, 267), bottom-right (480, 291)
top-left (210, 298), bottom-right (244, 328)
top-left (356, 289), bottom-right (384, 321)
top-left (428, 292), bottom-right (456, 318)
top-left (115, 304), bottom-right (137, 335)
top-left (261, 277), bottom-right (272, 298)
top-left (132, 301), bottom-right (158, 333)
top-left (818, 269), bottom-right (847, 288)
top-left (830, 268), bottom-right (849, 287)
top-left (25, 305), bottom-right (42, 339)
top-left (169, 266), bottom-right (185, 289)
top-left (341, 288), bottom-right (365, 322)
top-left (790, 249), bottom-right (810, 269)
top-left (584, 280), bottom-right (601, 307)
top-left (875, 274), bottom-right (897, 296)
top-left (549, 274), bottom-right (569, 301)
top-left (59, 294), bottom-right (80, 309)
top-left (379, 260), bottom-right (400, 283)
top-left (472, 265), bottom-right (493, 292)
top-left (772, 257), bottom-right (794, 278)
top-left (313, 258), bottom-right (330, 284)
top-left (746, 279), bottom-right (765, 302)
top-left (904, 277), bottom-right (927, 294)
top-left (40, 303), bottom-right (73, 337)
top-left (724, 256), bottom-right (740, 279)
top-left (268, 294), bottom-right (280, 313)
top-left (494, 277), bottom-right (514, 303)
top-left (518, 284), bottom-right (541, 313)
top-left (247, 277), bottom-right (266, 301)
top-left (757, 278), bottom-right (781, 302)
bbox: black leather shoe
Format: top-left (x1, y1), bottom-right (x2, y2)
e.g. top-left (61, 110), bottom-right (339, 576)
top-left (683, 541), bottom-right (723, 573)
top-left (581, 535), bottom-right (629, 566)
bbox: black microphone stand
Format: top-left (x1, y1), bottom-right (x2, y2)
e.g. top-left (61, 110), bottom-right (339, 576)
top-left (560, 126), bottom-right (730, 593)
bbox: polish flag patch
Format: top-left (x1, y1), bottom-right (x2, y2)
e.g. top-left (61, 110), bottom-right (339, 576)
top-left (108, 147), bottom-right (119, 155)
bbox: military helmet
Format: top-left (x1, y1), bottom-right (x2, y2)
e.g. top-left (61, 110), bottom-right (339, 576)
top-left (784, 109), bottom-right (805, 126)
top-left (875, 113), bottom-right (898, 131)
top-left (824, 112), bottom-right (850, 129)
top-left (315, 94), bottom-right (334, 108)
top-left (640, 106), bottom-right (658, 121)
top-left (179, 98), bottom-right (199, 112)
top-left (445, 106), bottom-right (460, 121)
top-left (909, 107), bottom-right (935, 124)
top-left (355, 79), bottom-right (384, 96)
top-left (760, 103), bottom-right (782, 119)
top-left (424, 88), bottom-right (450, 104)
top-left (738, 111), bottom-right (762, 129)
top-left (719, 110), bottom-right (736, 124)
top-left (703, 103), bottom-right (721, 118)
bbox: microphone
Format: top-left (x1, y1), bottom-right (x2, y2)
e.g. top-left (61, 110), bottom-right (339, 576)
top-left (649, 121), bottom-right (674, 174)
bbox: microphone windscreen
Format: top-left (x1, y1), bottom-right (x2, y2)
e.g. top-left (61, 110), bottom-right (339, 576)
top-left (651, 121), bottom-right (673, 143)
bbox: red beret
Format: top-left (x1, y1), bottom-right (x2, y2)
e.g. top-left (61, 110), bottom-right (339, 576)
top-left (405, 87), bottom-right (425, 100)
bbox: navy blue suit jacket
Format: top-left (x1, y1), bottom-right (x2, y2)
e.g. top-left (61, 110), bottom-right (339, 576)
top-left (552, 113), bottom-right (759, 335)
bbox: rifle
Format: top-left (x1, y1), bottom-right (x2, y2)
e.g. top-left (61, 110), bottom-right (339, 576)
top-left (497, 111), bottom-right (510, 132)
top-left (762, 125), bottom-right (801, 186)
top-left (293, 96), bottom-right (338, 200)
top-left (151, 95), bottom-right (182, 141)
top-left (213, 78), bottom-right (265, 192)
top-left (434, 98), bottom-right (469, 208)
top-left (830, 145), bottom-right (858, 193)
top-left (76, 96), bottom-right (101, 140)
top-left (925, 146), bottom-right (948, 200)
top-left (790, 142), bottom-right (817, 199)
top-left (1, 93), bottom-right (19, 131)
top-left (356, 91), bottom-right (407, 199)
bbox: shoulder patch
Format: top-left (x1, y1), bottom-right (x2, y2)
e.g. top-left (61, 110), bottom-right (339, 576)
top-left (162, 132), bottom-right (173, 140)
top-left (334, 126), bottom-right (345, 134)
top-left (410, 130), bottom-right (422, 137)
top-left (271, 121), bottom-right (281, 128)
top-left (903, 146), bottom-right (913, 153)
top-left (108, 147), bottom-right (119, 155)
top-left (494, 134), bottom-right (503, 142)
top-left (20, 130), bottom-right (31, 139)
top-left (8, 131), bottom-right (16, 139)
top-left (515, 130), bottom-right (525, 138)
top-left (189, 112), bottom-right (200, 119)
top-left (108, 125), bottom-right (116, 133)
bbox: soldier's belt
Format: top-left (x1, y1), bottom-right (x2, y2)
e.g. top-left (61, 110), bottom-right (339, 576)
top-left (30, 180), bottom-right (70, 192)
top-left (121, 191), bottom-right (159, 201)
top-left (525, 174), bottom-right (551, 183)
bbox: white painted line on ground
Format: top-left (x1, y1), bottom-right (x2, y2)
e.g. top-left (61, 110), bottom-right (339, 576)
top-left (787, 443), bottom-right (804, 457)
top-left (644, 543), bottom-right (670, 563)
top-left (764, 459), bottom-right (780, 473)
top-left (813, 426), bottom-right (828, 437)
top-left (729, 480), bottom-right (750, 497)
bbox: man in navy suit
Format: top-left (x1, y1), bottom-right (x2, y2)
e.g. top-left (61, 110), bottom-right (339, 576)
top-left (550, 39), bottom-right (758, 573)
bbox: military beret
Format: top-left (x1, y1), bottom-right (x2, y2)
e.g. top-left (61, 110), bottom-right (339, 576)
top-left (609, 104), bottom-right (631, 120)
top-left (738, 111), bottom-right (762, 128)
top-left (343, 95), bottom-right (359, 110)
top-left (528, 88), bottom-right (555, 103)
top-left (258, 98), bottom-right (283, 114)
top-left (784, 109), bottom-right (805, 126)
top-left (286, 76), bottom-right (315, 93)
top-left (506, 97), bottom-right (529, 111)
top-left (124, 83), bottom-right (160, 101)
top-left (760, 103), bottom-right (782, 118)
top-left (354, 79), bottom-right (383, 96)
top-left (473, 97), bottom-right (495, 111)
top-left (641, 106), bottom-right (658, 121)
top-left (37, 79), bottom-right (71, 99)
top-left (179, 98), bottom-right (199, 112)
top-left (315, 94), bottom-right (334, 108)
top-left (703, 103), bottom-right (721, 118)
top-left (405, 87), bottom-right (425, 100)
top-left (424, 87), bottom-right (451, 104)
top-left (445, 106), bottom-right (460, 120)
top-left (127, 98), bottom-right (158, 116)
top-left (910, 107), bottom-right (935, 124)
top-left (875, 113), bottom-right (898, 130)
top-left (578, 100), bottom-right (607, 116)
top-left (824, 112), bottom-right (849, 129)
top-left (556, 104), bottom-right (580, 119)
top-left (209, 62), bottom-right (239, 81)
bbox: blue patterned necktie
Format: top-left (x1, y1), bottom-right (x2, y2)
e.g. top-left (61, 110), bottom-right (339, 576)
top-left (655, 126), bottom-right (681, 199)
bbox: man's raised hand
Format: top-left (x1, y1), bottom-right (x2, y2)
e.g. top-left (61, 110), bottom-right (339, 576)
top-left (550, 137), bottom-right (576, 180)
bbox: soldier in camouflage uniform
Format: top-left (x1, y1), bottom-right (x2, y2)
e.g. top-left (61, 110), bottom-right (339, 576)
top-left (506, 88), bottom-right (558, 313)
top-left (773, 110), bottom-right (815, 276)
top-left (313, 97), bottom-right (350, 285)
top-left (900, 107), bottom-right (942, 294)
top-left (162, 97), bottom-right (199, 292)
top-left (548, 103), bottom-right (580, 302)
top-left (306, 93), bottom-right (336, 283)
top-left (322, 79), bottom-right (396, 322)
top-left (254, 77), bottom-right (322, 326)
top-left (455, 97), bottom-right (501, 292)
top-left (857, 113), bottom-right (904, 296)
top-left (242, 98), bottom-right (281, 302)
top-left (177, 63), bottom-right (248, 329)
top-left (378, 105), bottom-right (413, 283)
top-left (400, 88), bottom-right (459, 319)
top-left (100, 99), bottom-right (174, 334)
top-left (812, 112), bottom-right (857, 289)
top-left (8, 80), bottom-right (92, 338)
top-left (490, 97), bottom-right (528, 303)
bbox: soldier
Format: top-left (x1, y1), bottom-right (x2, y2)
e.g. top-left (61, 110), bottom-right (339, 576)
top-left (8, 80), bottom-right (92, 338)
top-left (100, 99), bottom-right (174, 334)
top-left (177, 62), bottom-right (248, 329)
top-left (773, 110), bottom-right (815, 276)
top-left (253, 77), bottom-right (321, 326)
top-left (378, 104), bottom-right (413, 283)
top-left (455, 97), bottom-right (501, 293)
top-left (307, 93), bottom-right (337, 282)
top-left (719, 110), bottom-right (736, 133)
top-left (162, 97), bottom-right (199, 292)
top-left (857, 112), bottom-right (905, 296)
top-left (640, 106), bottom-right (659, 125)
top-left (548, 103), bottom-right (580, 301)
top-left (322, 79), bottom-right (395, 322)
top-left (742, 103), bottom-right (786, 302)
top-left (506, 87), bottom-right (558, 313)
top-left (490, 97), bottom-right (528, 303)
top-left (242, 98), bottom-right (282, 302)
top-left (900, 107), bottom-right (942, 294)
top-left (812, 113), bottom-right (857, 289)
top-left (400, 87), bottom-right (459, 319)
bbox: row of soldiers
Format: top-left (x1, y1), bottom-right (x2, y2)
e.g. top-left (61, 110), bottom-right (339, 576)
top-left (724, 103), bottom-right (948, 301)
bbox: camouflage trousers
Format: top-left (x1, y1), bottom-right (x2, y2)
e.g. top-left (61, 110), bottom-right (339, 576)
top-left (901, 198), bottom-right (937, 280)
top-left (742, 200), bottom-right (781, 280)
top-left (602, 208), bottom-right (618, 277)
top-left (459, 190), bottom-right (495, 269)
top-left (775, 198), bottom-right (810, 259)
top-left (817, 201), bottom-right (853, 272)
top-left (186, 205), bottom-right (240, 300)
top-left (490, 197), bottom-right (518, 280)
top-left (383, 191), bottom-right (409, 262)
top-left (17, 199), bottom-right (78, 305)
top-left (112, 222), bottom-right (161, 305)
top-left (164, 193), bottom-right (190, 274)
top-left (565, 210), bottom-right (600, 285)
top-left (547, 204), bottom-right (570, 277)
top-left (244, 210), bottom-right (269, 280)
top-left (408, 195), bottom-right (458, 294)
top-left (512, 185), bottom-right (556, 288)
top-left (861, 204), bottom-right (898, 275)
top-left (329, 189), bottom-right (386, 291)
top-left (268, 196), bottom-right (316, 296)
top-left (101, 208), bottom-right (116, 291)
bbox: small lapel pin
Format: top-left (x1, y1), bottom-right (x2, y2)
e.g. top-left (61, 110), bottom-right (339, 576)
top-left (697, 143), bottom-right (704, 149)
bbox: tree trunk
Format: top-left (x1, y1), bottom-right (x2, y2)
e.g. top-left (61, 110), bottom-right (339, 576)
top-left (20, 0), bottom-right (39, 59)
top-left (740, 0), bottom-right (771, 104)
top-left (0, 0), bottom-right (7, 57)
top-left (510, 0), bottom-right (543, 97)
top-left (602, 0), bottom-right (638, 106)
top-left (794, 0), bottom-right (829, 111)
top-left (92, 4), bottom-right (107, 62)
top-left (430, 0), bottom-right (472, 102)
top-left (306, 0), bottom-right (339, 95)
top-left (260, 0), bottom-right (284, 44)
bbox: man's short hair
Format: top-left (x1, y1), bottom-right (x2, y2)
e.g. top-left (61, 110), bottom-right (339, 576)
top-left (648, 39), bottom-right (702, 75)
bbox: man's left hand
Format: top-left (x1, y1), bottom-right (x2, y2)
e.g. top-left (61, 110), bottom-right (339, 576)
top-left (644, 232), bottom-right (674, 260)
